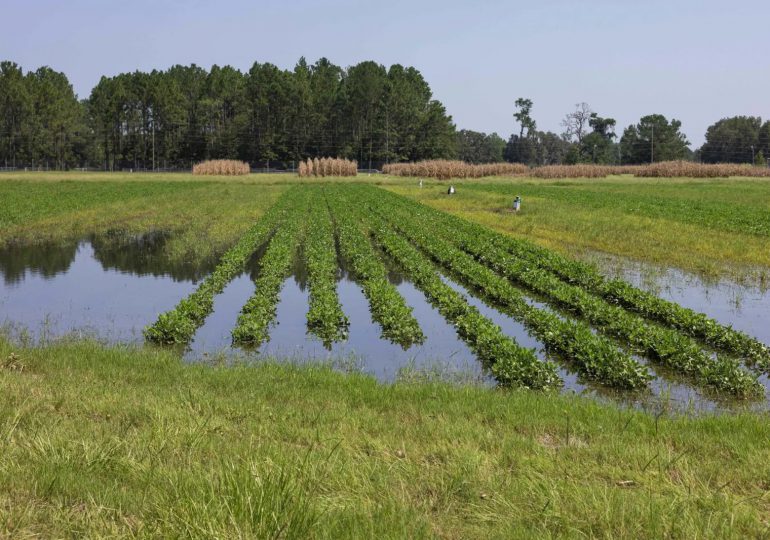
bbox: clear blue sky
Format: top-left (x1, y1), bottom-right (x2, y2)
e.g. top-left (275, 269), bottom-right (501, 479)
top-left (3, 0), bottom-right (768, 146)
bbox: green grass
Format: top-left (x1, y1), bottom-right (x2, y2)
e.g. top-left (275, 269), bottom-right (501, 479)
top-left (9, 172), bottom-right (770, 281)
top-left (0, 178), bottom-right (287, 267)
top-left (0, 171), bottom-right (419, 266)
top-left (1, 339), bottom-right (769, 538)
top-left (467, 181), bottom-right (770, 237)
top-left (3, 173), bottom-right (770, 536)
top-left (0, 170), bottom-right (409, 185)
top-left (386, 177), bottom-right (770, 282)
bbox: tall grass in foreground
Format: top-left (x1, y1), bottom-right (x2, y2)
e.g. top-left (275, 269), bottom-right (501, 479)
top-left (192, 159), bottom-right (251, 176)
top-left (383, 160), bottom-right (529, 179)
top-left (297, 157), bottom-right (357, 177)
top-left (3, 337), bottom-right (770, 538)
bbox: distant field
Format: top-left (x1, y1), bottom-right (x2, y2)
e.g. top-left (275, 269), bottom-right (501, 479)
top-left (0, 178), bottom-right (286, 266)
top-left (388, 176), bottom-right (770, 281)
top-left (4, 172), bottom-right (770, 281)
top-left (0, 171), bottom-right (389, 184)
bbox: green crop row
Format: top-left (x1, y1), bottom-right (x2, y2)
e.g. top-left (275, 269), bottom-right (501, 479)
top-left (499, 241), bottom-right (770, 370)
top-left (143, 187), bottom-right (297, 344)
top-left (369, 188), bottom-right (762, 398)
top-left (324, 187), bottom-right (424, 348)
top-left (338, 192), bottom-right (561, 391)
top-left (349, 188), bottom-right (652, 390)
top-left (231, 191), bottom-right (310, 345)
top-left (304, 190), bottom-right (349, 346)
top-left (436, 185), bottom-right (769, 368)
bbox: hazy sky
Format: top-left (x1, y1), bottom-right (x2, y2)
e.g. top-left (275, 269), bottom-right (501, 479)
top-left (3, 0), bottom-right (768, 146)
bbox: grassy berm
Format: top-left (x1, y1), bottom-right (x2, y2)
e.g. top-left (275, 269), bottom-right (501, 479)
top-left (1, 338), bottom-right (769, 538)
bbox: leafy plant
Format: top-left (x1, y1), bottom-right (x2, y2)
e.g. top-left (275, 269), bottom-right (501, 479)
top-left (351, 185), bottom-right (651, 390)
top-left (304, 189), bottom-right (349, 346)
top-left (325, 187), bottom-right (424, 348)
top-left (232, 190), bottom-right (311, 345)
top-left (368, 187), bottom-right (762, 398)
top-left (340, 191), bottom-right (562, 391)
top-left (144, 187), bottom-right (300, 344)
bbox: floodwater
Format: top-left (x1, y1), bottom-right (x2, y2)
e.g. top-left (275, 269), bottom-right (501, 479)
top-left (1, 238), bottom-right (770, 414)
top-left (598, 256), bottom-right (770, 346)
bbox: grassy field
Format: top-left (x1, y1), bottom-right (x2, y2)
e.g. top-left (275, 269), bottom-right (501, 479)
top-left (0, 177), bottom-right (286, 267)
top-left (387, 176), bottom-right (770, 283)
top-left (2, 172), bottom-right (770, 537)
top-left (2, 338), bottom-right (770, 538)
top-left (5, 171), bottom-right (769, 282)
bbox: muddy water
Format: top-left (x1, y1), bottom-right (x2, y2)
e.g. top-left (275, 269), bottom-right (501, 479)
top-left (1, 240), bottom-right (769, 413)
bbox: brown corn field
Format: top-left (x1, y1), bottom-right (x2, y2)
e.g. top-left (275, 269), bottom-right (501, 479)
top-left (297, 157), bottom-right (357, 177)
top-left (192, 160), bottom-right (251, 176)
top-left (383, 159), bottom-right (770, 180)
top-left (532, 162), bottom-right (770, 179)
top-left (382, 160), bottom-right (529, 180)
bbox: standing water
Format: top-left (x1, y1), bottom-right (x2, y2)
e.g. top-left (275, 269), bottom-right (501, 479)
top-left (1, 239), bottom-right (769, 412)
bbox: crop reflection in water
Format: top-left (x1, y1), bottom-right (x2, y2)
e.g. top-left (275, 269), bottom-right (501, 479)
top-left (1, 239), bottom-right (770, 413)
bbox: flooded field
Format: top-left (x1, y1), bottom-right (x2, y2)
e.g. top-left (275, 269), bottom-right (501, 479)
top-left (2, 236), bottom-right (769, 414)
top-left (0, 238), bottom-right (498, 381)
top-left (597, 254), bottom-right (770, 347)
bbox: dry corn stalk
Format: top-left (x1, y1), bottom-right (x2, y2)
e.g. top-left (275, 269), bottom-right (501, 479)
top-left (383, 160), bottom-right (529, 180)
top-left (192, 160), bottom-right (250, 176)
top-left (296, 157), bottom-right (357, 177)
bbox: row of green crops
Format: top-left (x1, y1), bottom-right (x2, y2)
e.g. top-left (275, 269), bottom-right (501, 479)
top-left (143, 187), bottom-right (298, 344)
top-left (494, 237), bottom-right (770, 370)
top-left (324, 188), bottom-right (425, 348)
top-left (439, 184), bottom-right (770, 368)
top-left (366, 186), bottom-right (762, 398)
top-left (347, 187), bottom-right (652, 390)
top-left (231, 190), bottom-right (311, 345)
top-left (304, 189), bottom-right (350, 346)
top-left (144, 184), bottom-right (767, 399)
top-left (331, 189), bottom-right (561, 390)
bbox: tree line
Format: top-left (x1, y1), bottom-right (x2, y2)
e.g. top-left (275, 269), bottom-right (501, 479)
top-left (457, 101), bottom-right (770, 166)
top-left (1, 58), bottom-right (768, 170)
top-left (0, 58), bottom-right (455, 170)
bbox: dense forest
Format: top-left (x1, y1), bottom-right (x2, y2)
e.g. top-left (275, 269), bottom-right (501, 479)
top-left (0, 59), bottom-right (768, 170)
top-left (0, 58), bottom-right (455, 170)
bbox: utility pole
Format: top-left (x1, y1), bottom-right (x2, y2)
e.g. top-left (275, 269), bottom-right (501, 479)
top-left (385, 109), bottom-right (389, 165)
top-left (152, 118), bottom-right (156, 171)
top-left (650, 125), bottom-right (654, 163)
top-left (751, 145), bottom-right (755, 164)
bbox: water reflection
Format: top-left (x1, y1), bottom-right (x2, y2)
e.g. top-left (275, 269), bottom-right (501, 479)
top-left (92, 230), bottom-right (218, 282)
top-left (0, 233), bottom-right (218, 285)
top-left (1, 239), bottom-right (769, 414)
top-left (187, 268), bottom-right (489, 384)
top-left (0, 242), bottom-right (197, 343)
top-left (0, 242), bottom-right (78, 284)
